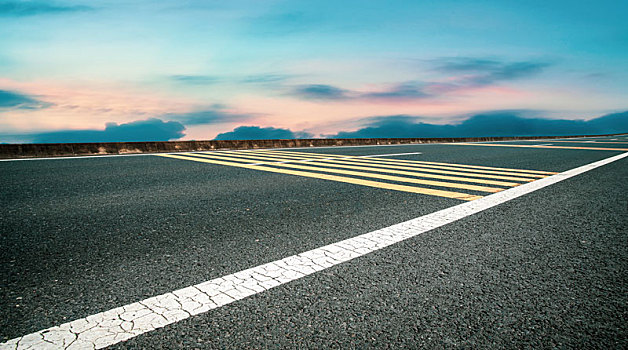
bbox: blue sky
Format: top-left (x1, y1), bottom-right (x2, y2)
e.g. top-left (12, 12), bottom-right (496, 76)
top-left (0, 0), bottom-right (626, 142)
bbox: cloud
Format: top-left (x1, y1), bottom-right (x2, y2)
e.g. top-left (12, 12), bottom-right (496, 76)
top-left (163, 108), bottom-right (255, 126)
top-left (28, 118), bottom-right (185, 143)
top-left (0, 1), bottom-right (93, 16)
top-left (586, 111), bottom-right (628, 133)
top-left (170, 75), bottom-right (221, 85)
top-left (5, 111), bottom-right (624, 144)
top-left (290, 84), bottom-right (352, 100)
top-left (241, 74), bottom-right (292, 84)
top-left (362, 82), bottom-right (429, 100)
top-left (170, 73), bottom-right (293, 86)
top-left (435, 57), bottom-right (550, 85)
top-left (289, 83), bottom-right (430, 102)
top-left (349, 115), bottom-right (425, 127)
top-left (288, 57), bottom-right (551, 103)
top-left (214, 126), bottom-right (313, 140)
top-left (330, 115), bottom-right (454, 139)
top-left (434, 58), bottom-right (501, 72)
top-left (0, 89), bottom-right (53, 110)
top-left (328, 111), bottom-right (628, 138)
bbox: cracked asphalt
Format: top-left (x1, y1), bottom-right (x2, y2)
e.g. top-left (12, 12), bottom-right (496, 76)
top-left (1, 139), bottom-right (626, 348)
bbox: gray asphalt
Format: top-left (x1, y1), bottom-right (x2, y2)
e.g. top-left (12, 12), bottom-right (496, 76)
top-left (1, 139), bottom-right (626, 348)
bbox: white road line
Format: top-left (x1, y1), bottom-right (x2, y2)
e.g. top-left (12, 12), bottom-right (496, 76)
top-left (0, 146), bottom-right (426, 162)
top-left (2, 152), bottom-right (626, 350)
top-left (0, 150), bottom-right (423, 163)
top-left (0, 151), bottom-right (193, 162)
top-left (0, 135), bottom-right (621, 161)
top-left (7, 135), bottom-right (618, 162)
top-left (357, 151), bottom-right (424, 158)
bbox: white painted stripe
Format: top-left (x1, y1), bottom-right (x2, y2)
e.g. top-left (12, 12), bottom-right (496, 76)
top-left (4, 135), bottom-right (626, 162)
top-left (2, 152), bottom-right (626, 350)
top-left (0, 150), bottom-right (262, 162)
top-left (0, 148), bottom-right (425, 162)
top-left (0, 150), bottom-right (422, 163)
top-left (354, 151), bottom-right (424, 158)
top-left (0, 152), bottom-right (186, 162)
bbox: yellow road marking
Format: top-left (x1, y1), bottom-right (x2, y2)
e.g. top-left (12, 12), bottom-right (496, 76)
top-left (243, 149), bottom-right (342, 158)
top-left (196, 151), bottom-right (339, 164)
top-left (216, 150), bottom-right (533, 179)
top-left (453, 143), bottom-right (628, 151)
top-left (256, 149), bottom-right (557, 175)
top-left (300, 160), bottom-right (522, 187)
top-left (157, 154), bottom-right (482, 200)
top-left (207, 150), bottom-right (335, 162)
top-left (189, 153), bottom-right (505, 193)
top-left (207, 150), bottom-right (541, 181)
top-left (311, 158), bottom-right (538, 182)
top-left (248, 150), bottom-right (545, 178)
top-left (194, 152), bottom-right (522, 187)
top-left (324, 156), bottom-right (545, 178)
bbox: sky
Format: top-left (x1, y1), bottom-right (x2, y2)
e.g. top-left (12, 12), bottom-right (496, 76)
top-left (0, 0), bottom-right (627, 142)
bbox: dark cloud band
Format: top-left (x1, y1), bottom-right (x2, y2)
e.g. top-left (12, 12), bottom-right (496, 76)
top-left (329, 111), bottom-right (628, 138)
top-left (215, 126), bottom-right (312, 140)
top-left (27, 118), bottom-right (185, 143)
top-left (0, 89), bottom-right (53, 110)
top-left (0, 1), bottom-right (93, 16)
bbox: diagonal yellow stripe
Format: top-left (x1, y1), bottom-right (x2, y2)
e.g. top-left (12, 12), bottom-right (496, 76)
top-left (188, 153), bottom-right (505, 193)
top-left (244, 149), bottom-right (341, 158)
top-left (193, 152), bottom-right (521, 187)
top-left (254, 149), bottom-right (556, 175)
top-left (157, 154), bottom-right (483, 200)
top-left (255, 149), bottom-right (557, 175)
top-left (310, 158), bottom-right (537, 182)
top-left (199, 150), bottom-right (540, 182)
top-left (202, 150), bottom-right (331, 162)
top-left (325, 156), bottom-right (545, 178)
top-left (204, 150), bottom-right (382, 165)
top-left (199, 150), bottom-right (550, 181)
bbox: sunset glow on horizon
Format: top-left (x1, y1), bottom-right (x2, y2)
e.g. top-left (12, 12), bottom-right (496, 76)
top-left (1, 0), bottom-right (626, 142)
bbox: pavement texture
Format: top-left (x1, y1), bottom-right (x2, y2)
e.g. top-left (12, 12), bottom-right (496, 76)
top-left (1, 137), bottom-right (627, 348)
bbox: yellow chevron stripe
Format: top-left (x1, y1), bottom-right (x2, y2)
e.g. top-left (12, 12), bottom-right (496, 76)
top-left (157, 154), bottom-right (482, 200)
top-left (193, 152), bottom-right (521, 187)
top-left (311, 158), bottom-right (537, 182)
top-left (188, 153), bottom-right (505, 193)
top-left (328, 156), bottom-right (545, 178)
top-left (241, 149), bottom-right (544, 178)
top-left (258, 149), bottom-right (557, 175)
top-left (202, 150), bottom-right (333, 162)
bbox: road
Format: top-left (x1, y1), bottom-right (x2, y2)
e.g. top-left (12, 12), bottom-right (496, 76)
top-left (1, 136), bottom-right (627, 348)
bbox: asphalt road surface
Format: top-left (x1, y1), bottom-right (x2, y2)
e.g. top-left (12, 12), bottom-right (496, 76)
top-left (1, 136), bottom-right (627, 349)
